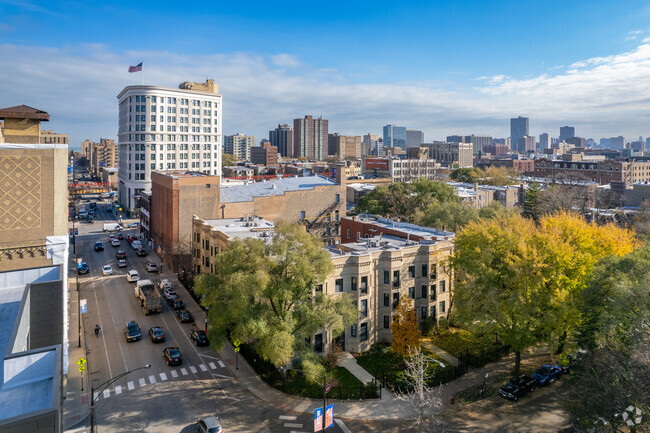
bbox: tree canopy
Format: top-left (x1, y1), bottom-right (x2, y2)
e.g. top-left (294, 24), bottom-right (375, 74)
top-left (451, 212), bottom-right (638, 375)
top-left (391, 295), bottom-right (422, 356)
top-left (194, 222), bottom-right (356, 369)
top-left (221, 153), bottom-right (238, 168)
top-left (450, 166), bottom-right (519, 186)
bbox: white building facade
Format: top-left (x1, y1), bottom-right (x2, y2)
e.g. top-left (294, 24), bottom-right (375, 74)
top-left (117, 80), bottom-right (223, 211)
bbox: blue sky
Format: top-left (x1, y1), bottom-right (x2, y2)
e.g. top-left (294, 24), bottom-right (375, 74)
top-left (1, 0), bottom-right (650, 148)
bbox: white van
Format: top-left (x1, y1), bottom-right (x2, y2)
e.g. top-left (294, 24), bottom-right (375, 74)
top-left (131, 240), bottom-right (142, 250)
top-left (103, 223), bottom-right (123, 232)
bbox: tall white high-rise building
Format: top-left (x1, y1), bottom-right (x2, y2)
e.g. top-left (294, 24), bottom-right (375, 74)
top-left (117, 79), bottom-right (223, 211)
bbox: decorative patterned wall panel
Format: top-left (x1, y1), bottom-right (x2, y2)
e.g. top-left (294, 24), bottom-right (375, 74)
top-left (0, 156), bottom-right (41, 230)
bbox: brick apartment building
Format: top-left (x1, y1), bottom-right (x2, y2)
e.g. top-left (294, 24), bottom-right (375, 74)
top-left (534, 158), bottom-right (650, 185)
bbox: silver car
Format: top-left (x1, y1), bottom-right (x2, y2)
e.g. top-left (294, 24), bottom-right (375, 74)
top-left (197, 417), bottom-right (222, 433)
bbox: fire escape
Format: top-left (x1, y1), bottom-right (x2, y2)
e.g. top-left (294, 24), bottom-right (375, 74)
top-left (301, 201), bottom-right (341, 245)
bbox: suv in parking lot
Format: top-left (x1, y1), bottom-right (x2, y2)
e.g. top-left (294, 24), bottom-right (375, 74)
top-left (124, 321), bottom-right (142, 342)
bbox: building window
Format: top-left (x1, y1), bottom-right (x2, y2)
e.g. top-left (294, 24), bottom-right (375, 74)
top-left (335, 193), bottom-right (340, 203)
top-left (300, 211), bottom-right (305, 220)
top-left (360, 276), bottom-right (368, 294)
top-left (384, 271), bottom-right (390, 284)
top-left (360, 323), bottom-right (368, 341)
top-left (440, 280), bottom-right (446, 292)
top-left (408, 266), bottom-right (415, 278)
top-left (422, 264), bottom-right (428, 277)
top-left (350, 324), bottom-right (357, 337)
top-left (431, 264), bottom-right (437, 280)
top-left (393, 270), bottom-right (400, 287)
top-left (360, 299), bottom-right (368, 317)
top-left (335, 279), bottom-right (343, 292)
top-left (439, 300), bottom-right (446, 313)
top-left (351, 277), bottom-right (357, 291)
top-left (421, 306), bottom-right (427, 320)
top-left (421, 285), bottom-right (428, 299)
top-left (315, 284), bottom-right (323, 293)
top-left (431, 305), bottom-right (436, 318)
top-left (409, 286), bottom-right (415, 299)
top-left (392, 293), bottom-right (399, 309)
top-left (384, 316), bottom-right (390, 329)
top-left (384, 293), bottom-right (389, 307)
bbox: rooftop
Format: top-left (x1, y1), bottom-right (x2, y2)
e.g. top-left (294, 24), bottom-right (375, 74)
top-left (197, 216), bottom-right (274, 242)
top-left (0, 105), bottom-right (50, 121)
top-left (220, 175), bottom-right (338, 203)
top-left (350, 215), bottom-right (455, 241)
top-left (328, 234), bottom-right (444, 258)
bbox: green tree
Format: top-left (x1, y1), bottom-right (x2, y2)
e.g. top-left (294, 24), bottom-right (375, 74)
top-left (450, 167), bottom-right (481, 183)
top-left (479, 166), bottom-right (519, 186)
top-left (451, 212), bottom-right (638, 376)
top-left (194, 222), bottom-right (357, 369)
top-left (478, 201), bottom-right (516, 220)
top-left (522, 182), bottom-right (542, 221)
top-left (222, 153), bottom-right (238, 168)
top-left (416, 200), bottom-right (479, 232)
top-left (391, 295), bottom-right (422, 356)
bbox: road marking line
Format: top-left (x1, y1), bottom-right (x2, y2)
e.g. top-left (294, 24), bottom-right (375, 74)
top-left (93, 392), bottom-right (99, 400)
top-left (335, 419), bottom-right (352, 433)
top-left (159, 372), bottom-right (168, 381)
top-left (190, 366), bottom-right (197, 374)
top-left (199, 364), bottom-right (207, 372)
top-left (149, 375), bottom-right (156, 384)
top-left (171, 370), bottom-right (178, 378)
top-left (198, 354), bottom-right (221, 360)
top-left (279, 415), bottom-right (298, 421)
top-left (114, 385), bottom-right (122, 395)
top-left (139, 378), bottom-right (146, 387)
top-left (181, 368), bottom-right (188, 375)
top-left (127, 381), bottom-right (134, 391)
top-left (211, 373), bottom-right (233, 379)
top-left (103, 389), bottom-right (110, 399)
top-left (289, 431), bottom-right (308, 433)
top-left (209, 362), bottom-right (217, 369)
top-left (218, 360), bottom-right (225, 368)
top-left (284, 423), bottom-right (302, 428)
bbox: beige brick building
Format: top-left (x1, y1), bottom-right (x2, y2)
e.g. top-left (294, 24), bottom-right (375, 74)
top-left (81, 138), bottom-right (118, 177)
top-left (40, 130), bottom-right (69, 145)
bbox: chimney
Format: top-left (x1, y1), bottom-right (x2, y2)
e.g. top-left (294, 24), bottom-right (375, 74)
top-left (336, 163), bottom-right (346, 185)
top-left (474, 182), bottom-right (478, 192)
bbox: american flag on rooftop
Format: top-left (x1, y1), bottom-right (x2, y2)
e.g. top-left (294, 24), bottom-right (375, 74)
top-left (128, 62), bottom-right (143, 73)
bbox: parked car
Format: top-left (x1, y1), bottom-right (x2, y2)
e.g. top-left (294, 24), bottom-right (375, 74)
top-left (102, 265), bottom-right (113, 276)
top-left (148, 327), bottom-right (166, 343)
top-left (145, 262), bottom-right (158, 272)
top-left (162, 287), bottom-right (177, 301)
top-left (124, 321), bottom-right (142, 342)
top-left (126, 270), bottom-right (139, 282)
top-left (94, 241), bottom-right (104, 251)
top-left (77, 262), bottom-right (89, 274)
top-left (197, 417), bottom-right (222, 433)
top-left (162, 347), bottom-right (183, 366)
top-left (190, 330), bottom-right (209, 346)
top-left (135, 248), bottom-right (148, 257)
top-left (176, 310), bottom-right (193, 323)
top-left (158, 279), bottom-right (172, 291)
top-left (116, 250), bottom-right (127, 260)
top-left (499, 375), bottom-right (536, 401)
top-left (117, 259), bottom-right (127, 268)
top-left (128, 222), bottom-right (140, 228)
top-left (532, 364), bottom-right (562, 385)
top-left (168, 297), bottom-right (184, 310)
top-left (111, 238), bottom-right (120, 247)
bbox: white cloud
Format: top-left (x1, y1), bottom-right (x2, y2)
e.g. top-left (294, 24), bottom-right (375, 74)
top-left (0, 41), bottom-right (649, 147)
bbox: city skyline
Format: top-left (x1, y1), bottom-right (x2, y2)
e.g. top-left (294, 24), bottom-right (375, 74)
top-left (1, 1), bottom-right (650, 149)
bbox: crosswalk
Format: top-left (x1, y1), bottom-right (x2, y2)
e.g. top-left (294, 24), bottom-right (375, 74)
top-left (277, 414), bottom-right (350, 433)
top-left (93, 360), bottom-right (230, 401)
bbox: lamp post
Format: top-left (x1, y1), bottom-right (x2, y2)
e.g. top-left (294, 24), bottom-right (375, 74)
top-left (280, 367), bottom-right (329, 431)
top-left (417, 353), bottom-right (445, 403)
top-left (91, 364), bottom-right (151, 433)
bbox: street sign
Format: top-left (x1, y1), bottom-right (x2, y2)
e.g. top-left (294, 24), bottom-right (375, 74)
top-left (78, 365), bottom-right (85, 372)
top-left (234, 347), bottom-right (240, 352)
top-left (77, 357), bottom-right (87, 367)
top-left (325, 404), bottom-right (334, 429)
top-left (80, 299), bottom-right (87, 314)
top-left (233, 339), bottom-right (241, 352)
top-left (325, 383), bottom-right (330, 393)
top-left (314, 407), bottom-right (323, 432)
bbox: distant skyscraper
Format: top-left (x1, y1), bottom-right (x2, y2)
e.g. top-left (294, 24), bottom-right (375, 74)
top-left (566, 137), bottom-right (586, 147)
top-left (468, 134), bottom-right (491, 155)
top-left (405, 129), bottom-right (424, 148)
top-left (539, 133), bottom-right (550, 150)
top-left (293, 115), bottom-right (328, 160)
top-left (610, 136), bottom-right (625, 149)
top-left (446, 135), bottom-right (465, 143)
top-left (383, 125), bottom-right (407, 150)
top-left (225, 133), bottom-right (255, 161)
top-left (269, 124), bottom-right (293, 158)
top-left (559, 126), bottom-right (575, 141)
top-left (516, 136), bottom-right (536, 153)
top-left (510, 116), bottom-right (529, 152)
top-left (646, 137), bottom-right (650, 149)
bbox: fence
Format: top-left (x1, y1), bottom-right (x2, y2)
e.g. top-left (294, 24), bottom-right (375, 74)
top-left (455, 344), bottom-right (511, 376)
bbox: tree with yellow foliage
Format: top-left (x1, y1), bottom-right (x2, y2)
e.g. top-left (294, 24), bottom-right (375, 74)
top-left (452, 211), bottom-right (638, 376)
top-left (391, 295), bottom-right (422, 356)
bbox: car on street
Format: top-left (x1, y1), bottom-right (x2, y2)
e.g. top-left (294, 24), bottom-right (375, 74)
top-left (128, 222), bottom-right (140, 228)
top-left (176, 309), bottom-right (193, 323)
top-left (116, 250), bottom-right (127, 259)
top-left (126, 270), bottom-right (139, 282)
top-left (117, 233), bottom-right (125, 240)
top-left (532, 364), bottom-right (563, 386)
top-left (162, 287), bottom-right (177, 300)
top-left (190, 330), bottom-right (209, 346)
top-left (111, 238), bottom-right (120, 247)
top-left (108, 234), bottom-right (116, 241)
top-left (135, 248), bottom-right (148, 257)
top-left (94, 241), bottom-right (104, 251)
top-left (162, 347), bottom-right (183, 366)
top-left (499, 375), bottom-right (537, 401)
top-left (117, 259), bottom-right (127, 268)
top-left (77, 262), bottom-right (89, 274)
top-left (148, 327), bottom-right (166, 343)
top-left (158, 279), bottom-right (172, 291)
top-left (168, 297), bottom-right (184, 310)
top-left (106, 207), bottom-right (112, 213)
top-left (102, 265), bottom-right (113, 276)
top-left (145, 262), bottom-right (158, 272)
top-left (124, 321), bottom-right (142, 342)
top-left (197, 417), bottom-right (223, 433)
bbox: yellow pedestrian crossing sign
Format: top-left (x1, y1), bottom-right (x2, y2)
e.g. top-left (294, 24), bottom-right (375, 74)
top-left (77, 358), bottom-right (87, 367)
top-left (78, 365), bottom-right (85, 372)
top-left (233, 339), bottom-right (241, 352)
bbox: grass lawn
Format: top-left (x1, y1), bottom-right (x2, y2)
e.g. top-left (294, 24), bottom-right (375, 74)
top-left (427, 328), bottom-right (495, 357)
top-left (274, 366), bottom-right (371, 399)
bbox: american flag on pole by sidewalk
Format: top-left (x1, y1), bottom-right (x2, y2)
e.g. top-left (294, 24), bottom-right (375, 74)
top-left (128, 62), bottom-right (143, 73)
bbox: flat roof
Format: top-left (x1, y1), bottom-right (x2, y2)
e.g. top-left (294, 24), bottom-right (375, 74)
top-left (199, 216), bottom-right (274, 242)
top-left (351, 215), bottom-right (455, 241)
top-left (328, 234), bottom-right (439, 258)
top-left (220, 175), bottom-right (337, 203)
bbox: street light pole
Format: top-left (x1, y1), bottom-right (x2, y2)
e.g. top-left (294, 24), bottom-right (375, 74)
top-left (90, 364), bottom-right (151, 433)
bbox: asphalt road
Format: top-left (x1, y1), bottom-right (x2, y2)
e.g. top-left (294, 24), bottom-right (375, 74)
top-left (73, 197), bottom-right (356, 433)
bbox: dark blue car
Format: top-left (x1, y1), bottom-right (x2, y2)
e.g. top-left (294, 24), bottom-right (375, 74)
top-left (532, 364), bottom-right (562, 385)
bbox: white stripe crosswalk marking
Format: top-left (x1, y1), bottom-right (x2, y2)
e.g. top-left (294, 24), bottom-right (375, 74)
top-left (139, 378), bottom-right (146, 387)
top-left (181, 368), bottom-right (188, 375)
top-left (103, 389), bottom-right (110, 399)
top-left (209, 362), bottom-right (217, 369)
top-left (159, 372), bottom-right (168, 381)
top-left (284, 423), bottom-right (302, 428)
top-left (127, 381), bottom-right (134, 391)
top-left (190, 366), bottom-right (197, 374)
top-left (149, 375), bottom-right (156, 384)
top-left (114, 385), bottom-right (122, 395)
top-left (199, 364), bottom-right (207, 372)
top-left (94, 392), bottom-right (99, 400)
top-left (335, 419), bottom-right (352, 433)
top-left (218, 360), bottom-right (225, 368)
top-left (279, 416), bottom-right (298, 421)
top-left (171, 370), bottom-right (178, 378)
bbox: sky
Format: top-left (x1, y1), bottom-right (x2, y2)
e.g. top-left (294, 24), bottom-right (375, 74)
top-left (1, 0), bottom-right (650, 149)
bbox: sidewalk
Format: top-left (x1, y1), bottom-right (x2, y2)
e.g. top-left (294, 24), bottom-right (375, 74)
top-left (62, 268), bottom-right (91, 432)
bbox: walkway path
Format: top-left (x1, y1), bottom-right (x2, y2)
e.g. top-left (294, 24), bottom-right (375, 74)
top-left (421, 340), bottom-right (459, 367)
top-left (337, 352), bottom-right (376, 384)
